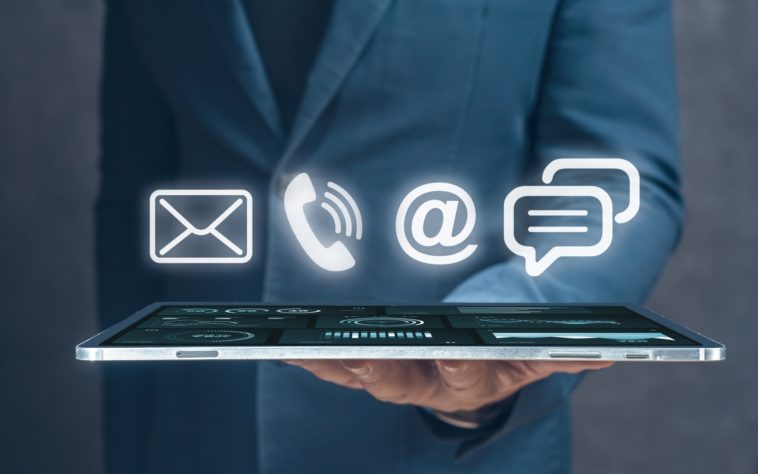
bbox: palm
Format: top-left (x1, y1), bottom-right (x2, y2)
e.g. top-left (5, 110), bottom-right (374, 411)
top-left (285, 359), bottom-right (612, 413)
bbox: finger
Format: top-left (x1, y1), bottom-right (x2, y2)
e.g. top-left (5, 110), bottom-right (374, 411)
top-left (340, 360), bottom-right (432, 405)
top-left (435, 360), bottom-right (487, 390)
top-left (434, 360), bottom-right (496, 411)
top-left (434, 360), bottom-right (494, 409)
top-left (563, 361), bottom-right (615, 371)
top-left (284, 360), bottom-right (364, 389)
top-left (530, 360), bottom-right (615, 375)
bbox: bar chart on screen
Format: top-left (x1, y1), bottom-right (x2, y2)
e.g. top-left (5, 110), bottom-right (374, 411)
top-left (322, 330), bottom-right (434, 340)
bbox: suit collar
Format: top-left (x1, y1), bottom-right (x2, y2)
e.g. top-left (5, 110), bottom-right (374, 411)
top-left (203, 0), bottom-right (285, 139)
top-left (283, 0), bottom-right (395, 160)
top-left (203, 0), bottom-right (394, 158)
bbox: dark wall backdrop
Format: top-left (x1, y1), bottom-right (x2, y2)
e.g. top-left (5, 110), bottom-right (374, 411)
top-left (0, 2), bottom-right (103, 473)
top-left (0, 1), bottom-right (755, 473)
top-left (573, 2), bottom-right (758, 473)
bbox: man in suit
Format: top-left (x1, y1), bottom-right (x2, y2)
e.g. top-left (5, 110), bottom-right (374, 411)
top-left (97, 0), bottom-right (682, 472)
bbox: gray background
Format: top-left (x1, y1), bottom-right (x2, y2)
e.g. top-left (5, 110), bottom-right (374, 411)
top-left (0, 1), bottom-right (755, 473)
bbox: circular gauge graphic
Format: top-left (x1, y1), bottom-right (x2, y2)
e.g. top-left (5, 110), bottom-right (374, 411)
top-left (166, 329), bottom-right (255, 343)
top-left (277, 308), bottom-right (321, 314)
top-left (339, 317), bottom-right (425, 328)
top-left (225, 308), bottom-right (269, 314)
top-left (177, 308), bottom-right (218, 314)
top-left (160, 318), bottom-right (260, 328)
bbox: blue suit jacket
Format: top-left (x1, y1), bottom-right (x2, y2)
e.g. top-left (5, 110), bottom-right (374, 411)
top-left (97, 1), bottom-right (682, 472)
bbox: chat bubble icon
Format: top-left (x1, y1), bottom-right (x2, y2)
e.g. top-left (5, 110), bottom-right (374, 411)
top-left (541, 158), bottom-right (639, 224)
top-left (504, 186), bottom-right (613, 276)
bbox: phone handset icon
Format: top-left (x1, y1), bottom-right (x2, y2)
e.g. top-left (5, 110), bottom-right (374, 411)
top-left (283, 173), bottom-right (363, 272)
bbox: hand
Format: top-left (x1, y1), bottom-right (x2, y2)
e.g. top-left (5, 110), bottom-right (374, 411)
top-left (283, 359), bottom-right (613, 413)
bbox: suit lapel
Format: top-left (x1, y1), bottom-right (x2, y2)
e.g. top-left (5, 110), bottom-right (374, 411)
top-left (202, 0), bottom-right (284, 139)
top-left (282, 0), bottom-right (395, 161)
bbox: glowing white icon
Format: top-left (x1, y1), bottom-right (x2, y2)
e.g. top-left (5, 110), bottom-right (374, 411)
top-left (541, 158), bottom-right (640, 224)
top-left (283, 173), bottom-right (362, 272)
top-left (149, 189), bottom-right (253, 264)
top-left (504, 158), bottom-right (640, 276)
top-left (396, 183), bottom-right (478, 265)
top-left (504, 186), bottom-right (613, 277)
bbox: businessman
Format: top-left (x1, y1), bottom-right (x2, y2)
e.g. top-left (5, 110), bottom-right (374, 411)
top-left (97, 1), bottom-right (682, 472)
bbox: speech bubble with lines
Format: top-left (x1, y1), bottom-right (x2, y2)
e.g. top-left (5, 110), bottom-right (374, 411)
top-left (503, 186), bottom-right (614, 276)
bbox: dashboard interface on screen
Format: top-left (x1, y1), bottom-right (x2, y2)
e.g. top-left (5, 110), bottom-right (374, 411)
top-left (103, 305), bottom-right (699, 347)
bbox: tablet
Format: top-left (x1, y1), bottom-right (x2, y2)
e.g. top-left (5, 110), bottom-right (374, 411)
top-left (76, 303), bottom-right (724, 362)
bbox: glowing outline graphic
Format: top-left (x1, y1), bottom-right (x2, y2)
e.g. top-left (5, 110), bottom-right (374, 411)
top-left (504, 186), bottom-right (613, 277)
top-left (395, 182), bottom-right (478, 265)
top-left (149, 189), bottom-right (253, 264)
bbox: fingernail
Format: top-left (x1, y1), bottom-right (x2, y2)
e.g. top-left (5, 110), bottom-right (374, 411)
top-left (438, 361), bottom-right (467, 373)
top-left (341, 361), bottom-right (372, 376)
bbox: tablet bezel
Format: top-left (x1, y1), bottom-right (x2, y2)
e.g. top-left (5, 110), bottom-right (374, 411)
top-left (76, 302), bottom-right (725, 362)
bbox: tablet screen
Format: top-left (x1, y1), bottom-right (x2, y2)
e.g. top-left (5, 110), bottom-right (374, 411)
top-left (102, 305), bottom-right (699, 347)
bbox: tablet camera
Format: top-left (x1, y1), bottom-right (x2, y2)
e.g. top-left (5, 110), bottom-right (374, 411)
top-left (338, 317), bottom-right (425, 328)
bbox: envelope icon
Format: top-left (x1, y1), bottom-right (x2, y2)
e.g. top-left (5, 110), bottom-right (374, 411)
top-left (149, 189), bottom-right (253, 264)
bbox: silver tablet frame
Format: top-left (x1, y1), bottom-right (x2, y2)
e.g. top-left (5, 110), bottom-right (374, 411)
top-left (76, 302), bottom-right (725, 362)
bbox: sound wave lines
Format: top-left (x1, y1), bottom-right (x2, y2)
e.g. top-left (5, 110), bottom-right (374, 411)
top-left (321, 181), bottom-right (363, 239)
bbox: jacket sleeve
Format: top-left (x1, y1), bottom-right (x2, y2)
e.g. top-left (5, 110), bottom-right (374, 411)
top-left (439, 0), bottom-right (682, 456)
